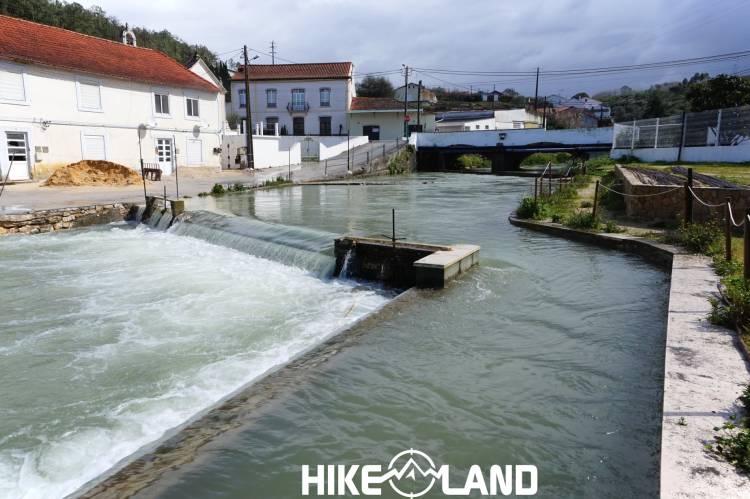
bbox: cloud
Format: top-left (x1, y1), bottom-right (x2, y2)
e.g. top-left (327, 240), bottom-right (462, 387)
top-left (85, 0), bottom-right (748, 95)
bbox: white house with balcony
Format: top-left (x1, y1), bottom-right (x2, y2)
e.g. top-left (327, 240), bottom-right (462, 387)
top-left (228, 62), bottom-right (354, 137)
top-left (0, 15), bottom-right (225, 181)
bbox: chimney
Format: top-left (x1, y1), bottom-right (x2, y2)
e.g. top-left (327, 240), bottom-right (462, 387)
top-left (121, 23), bottom-right (137, 47)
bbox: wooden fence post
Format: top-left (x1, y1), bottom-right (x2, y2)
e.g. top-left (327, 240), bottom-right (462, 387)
top-left (534, 177), bottom-right (538, 201)
top-left (744, 208), bottom-right (750, 281)
top-left (548, 164), bottom-right (552, 196)
top-left (684, 167), bottom-right (693, 224)
top-left (593, 180), bottom-right (600, 220)
top-left (725, 197), bottom-right (732, 262)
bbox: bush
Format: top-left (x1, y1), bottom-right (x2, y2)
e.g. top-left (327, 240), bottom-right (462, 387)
top-left (388, 145), bottom-right (415, 175)
top-left (706, 385), bottom-right (750, 473)
top-left (521, 152), bottom-right (572, 167)
top-left (516, 197), bottom-right (544, 219)
top-left (674, 221), bottom-right (722, 254)
top-left (603, 220), bottom-right (624, 233)
top-left (580, 200), bottom-right (593, 208)
top-left (565, 211), bottom-right (600, 230)
top-left (599, 171), bottom-right (626, 212)
top-left (456, 154), bottom-right (490, 170)
top-left (210, 183), bottom-right (226, 195)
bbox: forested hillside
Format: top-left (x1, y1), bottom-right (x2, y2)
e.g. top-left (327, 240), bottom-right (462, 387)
top-left (0, 0), bottom-right (218, 66)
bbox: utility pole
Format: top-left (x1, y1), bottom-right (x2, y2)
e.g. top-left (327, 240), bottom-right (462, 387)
top-left (417, 80), bottom-right (422, 128)
top-left (534, 67), bottom-right (540, 110)
top-left (403, 65), bottom-right (409, 138)
top-left (270, 40), bottom-right (276, 65)
top-left (243, 45), bottom-right (254, 169)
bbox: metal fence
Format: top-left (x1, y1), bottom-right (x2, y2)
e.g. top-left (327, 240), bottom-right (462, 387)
top-left (613, 105), bottom-right (750, 150)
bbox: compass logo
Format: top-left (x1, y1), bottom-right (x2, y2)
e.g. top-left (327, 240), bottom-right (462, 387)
top-left (301, 448), bottom-right (537, 497)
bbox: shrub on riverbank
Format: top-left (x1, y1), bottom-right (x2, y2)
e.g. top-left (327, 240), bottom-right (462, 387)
top-left (456, 154), bottom-right (490, 170)
top-left (516, 197), bottom-right (547, 219)
top-left (520, 152), bottom-right (572, 166)
top-left (706, 384), bottom-right (750, 473)
top-left (388, 145), bottom-right (415, 175)
top-left (565, 211), bottom-right (600, 230)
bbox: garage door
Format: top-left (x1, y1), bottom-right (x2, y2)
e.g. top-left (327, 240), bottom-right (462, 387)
top-left (82, 134), bottom-right (106, 160)
top-left (186, 139), bottom-right (202, 165)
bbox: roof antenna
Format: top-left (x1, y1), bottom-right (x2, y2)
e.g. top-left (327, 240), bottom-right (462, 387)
top-left (270, 40), bottom-right (276, 65)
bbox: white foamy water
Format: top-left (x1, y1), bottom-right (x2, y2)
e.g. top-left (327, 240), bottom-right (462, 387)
top-left (0, 224), bottom-right (390, 499)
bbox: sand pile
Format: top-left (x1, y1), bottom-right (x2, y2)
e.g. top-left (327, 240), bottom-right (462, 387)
top-left (43, 160), bottom-right (142, 187)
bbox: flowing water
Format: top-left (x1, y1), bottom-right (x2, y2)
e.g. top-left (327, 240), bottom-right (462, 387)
top-left (0, 224), bottom-right (390, 499)
top-left (131, 173), bottom-right (667, 498)
top-left (0, 173), bottom-right (669, 499)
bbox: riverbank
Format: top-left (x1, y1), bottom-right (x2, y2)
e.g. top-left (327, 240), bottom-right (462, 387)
top-left (508, 214), bottom-right (750, 498)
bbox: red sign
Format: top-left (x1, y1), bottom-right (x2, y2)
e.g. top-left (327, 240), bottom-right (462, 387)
top-left (404, 115), bottom-right (411, 122)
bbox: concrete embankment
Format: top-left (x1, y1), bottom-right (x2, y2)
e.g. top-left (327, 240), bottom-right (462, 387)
top-left (0, 203), bottom-right (130, 235)
top-left (508, 215), bottom-right (750, 498)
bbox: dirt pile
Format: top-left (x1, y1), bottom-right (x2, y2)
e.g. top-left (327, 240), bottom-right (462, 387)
top-left (43, 160), bottom-right (142, 187)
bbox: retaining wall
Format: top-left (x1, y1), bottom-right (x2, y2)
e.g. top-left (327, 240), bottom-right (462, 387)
top-left (615, 165), bottom-right (750, 222)
top-left (0, 204), bottom-right (130, 235)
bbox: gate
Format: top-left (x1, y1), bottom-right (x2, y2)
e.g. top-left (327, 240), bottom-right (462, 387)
top-left (301, 137), bottom-right (320, 162)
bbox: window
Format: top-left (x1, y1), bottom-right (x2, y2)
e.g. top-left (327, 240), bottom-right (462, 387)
top-left (264, 117), bottom-right (279, 135)
top-left (266, 89), bottom-right (277, 108)
top-left (319, 88), bottom-right (331, 107)
top-left (82, 134), bottom-right (106, 160)
top-left (6, 132), bottom-right (27, 162)
top-left (77, 81), bottom-right (102, 111)
top-left (0, 68), bottom-right (27, 104)
top-left (319, 116), bottom-right (331, 136)
top-left (238, 88), bottom-right (246, 108)
top-left (291, 89), bottom-right (306, 111)
top-left (186, 97), bottom-right (200, 117)
top-left (154, 92), bottom-right (170, 115)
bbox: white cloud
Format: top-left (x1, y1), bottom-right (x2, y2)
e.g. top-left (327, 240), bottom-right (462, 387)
top-left (85, 0), bottom-right (749, 95)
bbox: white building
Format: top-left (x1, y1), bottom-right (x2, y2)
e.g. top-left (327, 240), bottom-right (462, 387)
top-left (0, 15), bottom-right (226, 181)
top-left (434, 109), bottom-right (541, 132)
top-left (228, 62), bottom-right (354, 137)
top-left (393, 83), bottom-right (437, 104)
top-left (349, 97), bottom-right (435, 140)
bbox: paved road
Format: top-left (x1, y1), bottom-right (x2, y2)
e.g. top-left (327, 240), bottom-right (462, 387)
top-left (0, 140), bottom-right (404, 212)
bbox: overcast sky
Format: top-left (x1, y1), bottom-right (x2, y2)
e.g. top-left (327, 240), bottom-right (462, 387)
top-left (86, 0), bottom-right (748, 96)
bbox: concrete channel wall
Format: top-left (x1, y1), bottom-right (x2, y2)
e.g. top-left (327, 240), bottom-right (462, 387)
top-left (508, 215), bottom-right (750, 498)
top-left (0, 203), bottom-right (131, 235)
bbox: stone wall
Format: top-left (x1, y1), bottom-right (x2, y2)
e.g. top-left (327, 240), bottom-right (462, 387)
top-left (0, 204), bottom-right (131, 235)
top-left (615, 166), bottom-right (750, 222)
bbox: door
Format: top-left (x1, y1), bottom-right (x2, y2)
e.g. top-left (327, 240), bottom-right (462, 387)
top-left (293, 117), bottom-right (305, 136)
top-left (319, 117), bottom-right (331, 136)
top-left (155, 138), bottom-right (173, 175)
top-left (3, 132), bottom-right (30, 181)
top-left (186, 139), bottom-right (202, 166)
top-left (363, 126), bottom-right (380, 140)
top-left (82, 134), bottom-right (106, 160)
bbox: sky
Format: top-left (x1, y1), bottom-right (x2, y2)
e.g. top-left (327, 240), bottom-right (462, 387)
top-left (85, 0), bottom-right (749, 97)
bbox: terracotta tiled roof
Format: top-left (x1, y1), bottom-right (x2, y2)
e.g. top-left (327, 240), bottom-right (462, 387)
top-left (0, 15), bottom-right (220, 93)
top-left (232, 62), bottom-right (352, 81)
top-left (350, 97), bottom-right (406, 111)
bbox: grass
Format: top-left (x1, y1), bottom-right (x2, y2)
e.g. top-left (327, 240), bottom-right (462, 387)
top-left (456, 154), bottom-right (490, 170)
top-left (705, 384), bottom-right (750, 473)
top-left (197, 178), bottom-right (291, 197)
top-left (388, 145), bottom-right (415, 175)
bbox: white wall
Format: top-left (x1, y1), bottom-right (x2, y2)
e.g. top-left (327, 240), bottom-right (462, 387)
top-left (319, 135), bottom-right (368, 160)
top-left (228, 78), bottom-right (353, 137)
top-left (350, 111), bottom-right (435, 139)
top-left (220, 134), bottom-right (367, 168)
top-left (0, 60), bottom-right (225, 179)
top-left (611, 145), bottom-right (750, 163)
top-left (415, 127), bottom-right (614, 148)
top-left (436, 117), bottom-right (496, 132)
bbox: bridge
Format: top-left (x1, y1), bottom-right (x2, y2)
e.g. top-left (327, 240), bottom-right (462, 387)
top-left (412, 128), bottom-right (614, 172)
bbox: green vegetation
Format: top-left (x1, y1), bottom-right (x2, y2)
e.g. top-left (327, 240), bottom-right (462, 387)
top-left (603, 220), bottom-right (624, 233)
top-left (705, 385), bottom-right (750, 473)
top-left (520, 152), bottom-right (572, 166)
top-left (668, 221), bottom-right (722, 254)
top-left (515, 173), bottom-right (594, 228)
top-left (456, 154), bottom-right (490, 170)
top-left (356, 76), bottom-right (394, 98)
top-left (565, 211), bottom-right (600, 230)
top-left (261, 176), bottom-right (292, 188)
top-left (387, 145), bottom-right (415, 175)
top-left (1, 0), bottom-right (219, 66)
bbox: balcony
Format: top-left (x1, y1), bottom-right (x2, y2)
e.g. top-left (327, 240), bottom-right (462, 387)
top-left (287, 101), bottom-right (310, 114)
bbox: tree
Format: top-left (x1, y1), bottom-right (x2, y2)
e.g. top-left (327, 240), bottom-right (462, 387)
top-left (686, 74), bottom-right (750, 112)
top-left (572, 92), bottom-right (589, 100)
top-left (356, 76), bottom-right (394, 97)
top-left (643, 91), bottom-right (666, 118)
